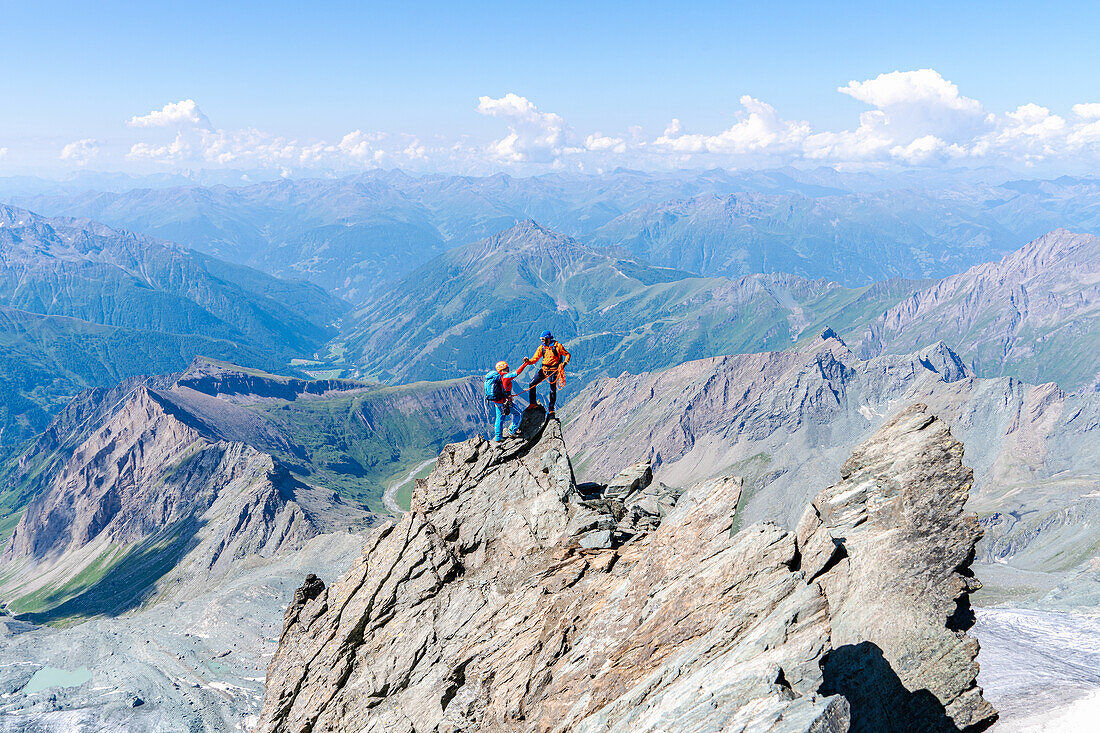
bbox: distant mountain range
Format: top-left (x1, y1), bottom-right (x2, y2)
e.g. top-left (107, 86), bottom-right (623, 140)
top-left (856, 229), bottom-right (1099, 391)
top-left (333, 220), bottom-right (925, 385)
top-left (333, 220), bottom-right (1098, 393)
top-left (11, 170), bottom-right (1100, 300)
top-left (0, 196), bottom-right (1093, 470)
top-left (0, 169), bottom-right (1095, 730)
top-left (0, 358), bottom-right (488, 623)
top-left (0, 205), bottom-right (347, 452)
top-left (586, 190), bottom-right (1023, 282)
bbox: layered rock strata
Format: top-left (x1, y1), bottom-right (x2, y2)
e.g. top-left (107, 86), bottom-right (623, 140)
top-left (257, 404), bottom-right (996, 733)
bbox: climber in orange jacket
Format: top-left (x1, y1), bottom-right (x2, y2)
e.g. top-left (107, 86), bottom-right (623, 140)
top-left (523, 330), bottom-right (571, 417)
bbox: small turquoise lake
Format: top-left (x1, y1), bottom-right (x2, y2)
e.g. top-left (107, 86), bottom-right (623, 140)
top-left (22, 667), bottom-right (92, 694)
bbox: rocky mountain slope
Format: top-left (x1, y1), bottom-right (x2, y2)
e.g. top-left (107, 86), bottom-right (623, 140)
top-left (0, 359), bottom-right (490, 623)
top-left (0, 205), bottom-right (348, 454)
top-left (256, 403), bottom-right (995, 732)
top-left (857, 229), bottom-right (1100, 391)
top-left (0, 529), bottom-right (368, 731)
top-left (335, 220), bottom-right (923, 385)
top-left (564, 335), bottom-right (1100, 612)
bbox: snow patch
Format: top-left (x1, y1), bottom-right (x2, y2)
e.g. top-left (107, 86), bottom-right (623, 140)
top-left (859, 404), bottom-right (884, 420)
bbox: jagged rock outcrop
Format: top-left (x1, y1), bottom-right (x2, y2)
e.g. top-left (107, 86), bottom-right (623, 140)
top-left (856, 229), bottom-right (1100, 390)
top-left (564, 336), bottom-right (1100, 610)
top-left (797, 406), bottom-right (995, 731)
top-left (257, 404), bottom-right (995, 732)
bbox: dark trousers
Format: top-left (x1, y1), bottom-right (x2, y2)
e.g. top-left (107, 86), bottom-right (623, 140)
top-left (528, 368), bottom-right (558, 411)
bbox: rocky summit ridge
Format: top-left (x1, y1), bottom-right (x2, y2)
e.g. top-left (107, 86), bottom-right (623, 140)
top-left (257, 403), bottom-right (995, 732)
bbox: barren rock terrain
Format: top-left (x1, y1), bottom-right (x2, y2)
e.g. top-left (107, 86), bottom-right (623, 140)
top-left (257, 404), bottom-right (995, 732)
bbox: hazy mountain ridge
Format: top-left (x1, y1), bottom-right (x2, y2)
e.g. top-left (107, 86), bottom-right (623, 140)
top-left (857, 229), bottom-right (1100, 391)
top-left (0, 358), bottom-right (490, 623)
top-left (0, 205), bottom-right (348, 452)
top-left (335, 220), bottom-right (925, 385)
top-left (587, 190), bottom-right (1023, 283)
top-left (12, 170), bottom-right (1100, 301)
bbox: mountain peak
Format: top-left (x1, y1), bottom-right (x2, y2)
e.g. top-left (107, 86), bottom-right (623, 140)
top-left (257, 403), bottom-right (994, 732)
top-left (471, 219), bottom-right (592, 261)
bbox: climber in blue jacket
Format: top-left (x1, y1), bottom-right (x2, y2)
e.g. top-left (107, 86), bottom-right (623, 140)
top-left (484, 360), bottom-right (529, 442)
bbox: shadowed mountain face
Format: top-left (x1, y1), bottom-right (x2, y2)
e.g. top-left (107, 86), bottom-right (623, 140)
top-left (0, 359), bottom-right (489, 623)
top-left (256, 403), bottom-right (995, 732)
top-left (0, 205), bottom-right (349, 453)
top-left (334, 220), bottom-right (924, 385)
top-left (856, 229), bottom-right (1100, 391)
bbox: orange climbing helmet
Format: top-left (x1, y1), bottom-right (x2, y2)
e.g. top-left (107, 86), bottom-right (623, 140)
top-left (495, 361), bottom-right (509, 373)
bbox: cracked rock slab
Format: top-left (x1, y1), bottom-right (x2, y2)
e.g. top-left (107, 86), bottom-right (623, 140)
top-left (258, 403), bottom-right (995, 733)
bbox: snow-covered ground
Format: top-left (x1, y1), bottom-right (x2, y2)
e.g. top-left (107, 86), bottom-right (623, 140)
top-left (975, 608), bottom-right (1100, 732)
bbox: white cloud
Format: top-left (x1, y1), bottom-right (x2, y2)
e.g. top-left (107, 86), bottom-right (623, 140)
top-left (839, 69), bottom-right (983, 113)
top-left (654, 96), bottom-right (810, 156)
top-left (584, 133), bottom-right (626, 153)
top-left (802, 111), bottom-right (893, 161)
top-left (51, 77), bottom-right (1100, 175)
top-left (477, 93), bottom-right (569, 163)
top-left (0, 147), bottom-right (7, 160)
top-left (123, 108), bottom-right (434, 173)
top-left (60, 138), bottom-right (101, 165)
top-left (129, 99), bottom-right (211, 128)
top-left (890, 135), bottom-right (951, 164)
top-left (339, 130), bottom-right (386, 161)
top-left (1072, 103), bottom-right (1100, 120)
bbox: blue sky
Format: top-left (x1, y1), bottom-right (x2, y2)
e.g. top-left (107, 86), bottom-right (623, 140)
top-left (2, 0), bottom-right (1098, 176)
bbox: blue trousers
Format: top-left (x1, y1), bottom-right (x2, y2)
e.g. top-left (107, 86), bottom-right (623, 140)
top-left (493, 400), bottom-right (518, 440)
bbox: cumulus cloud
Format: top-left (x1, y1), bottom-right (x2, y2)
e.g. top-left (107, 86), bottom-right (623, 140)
top-left (60, 138), bottom-right (101, 165)
top-left (839, 69), bottom-right (983, 113)
top-left (123, 103), bottom-right (433, 173)
top-left (129, 99), bottom-right (212, 129)
top-left (1073, 103), bottom-right (1100, 120)
top-left (57, 78), bottom-right (1100, 175)
top-left (584, 133), bottom-right (626, 153)
top-left (654, 96), bottom-right (810, 156)
top-left (828, 70), bottom-right (993, 163)
top-left (647, 69), bottom-right (1098, 170)
top-left (477, 93), bottom-right (569, 163)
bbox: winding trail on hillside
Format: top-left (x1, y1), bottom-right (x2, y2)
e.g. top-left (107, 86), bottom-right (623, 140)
top-left (382, 458), bottom-right (437, 514)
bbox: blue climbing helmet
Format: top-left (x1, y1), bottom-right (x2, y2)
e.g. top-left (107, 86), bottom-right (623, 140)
top-left (541, 330), bottom-right (553, 341)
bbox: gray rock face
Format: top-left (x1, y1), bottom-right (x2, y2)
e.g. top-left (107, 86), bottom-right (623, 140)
top-left (798, 406), bottom-right (995, 731)
top-left (257, 404), bottom-right (994, 733)
top-left (856, 228), bottom-right (1100, 391)
top-left (565, 338), bottom-right (1100, 610)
